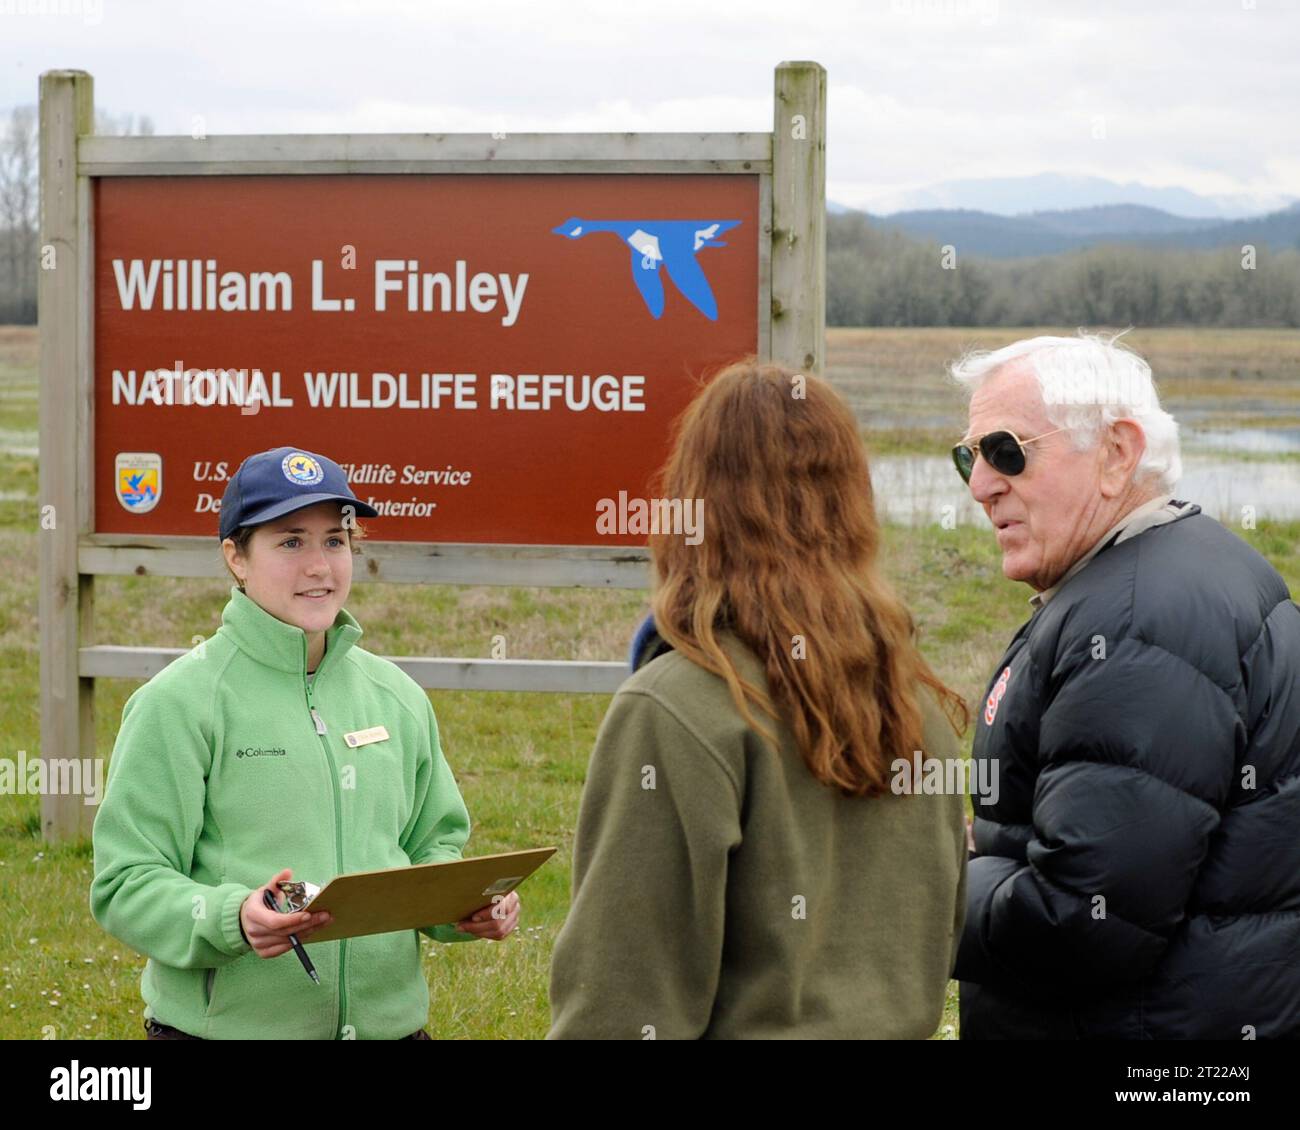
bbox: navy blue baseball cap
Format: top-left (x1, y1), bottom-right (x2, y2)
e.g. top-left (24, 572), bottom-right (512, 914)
top-left (218, 446), bottom-right (379, 541)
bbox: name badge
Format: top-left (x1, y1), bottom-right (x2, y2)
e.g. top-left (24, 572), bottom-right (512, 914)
top-left (343, 725), bottom-right (390, 748)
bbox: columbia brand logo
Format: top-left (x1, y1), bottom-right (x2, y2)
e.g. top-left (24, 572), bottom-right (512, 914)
top-left (235, 746), bottom-right (287, 758)
top-left (984, 666), bottom-right (1011, 726)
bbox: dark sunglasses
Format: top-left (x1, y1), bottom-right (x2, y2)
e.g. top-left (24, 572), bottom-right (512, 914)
top-left (951, 427), bottom-right (1066, 484)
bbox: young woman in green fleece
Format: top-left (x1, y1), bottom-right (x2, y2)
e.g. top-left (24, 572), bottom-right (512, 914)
top-left (91, 446), bottom-right (519, 1040)
top-left (549, 361), bottom-right (970, 1039)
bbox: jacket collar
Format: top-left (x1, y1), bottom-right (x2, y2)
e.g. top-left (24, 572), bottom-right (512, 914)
top-left (1029, 498), bottom-right (1201, 610)
top-left (628, 613), bottom-right (763, 685)
top-left (629, 613), bottom-right (674, 672)
top-left (217, 585), bottom-right (363, 676)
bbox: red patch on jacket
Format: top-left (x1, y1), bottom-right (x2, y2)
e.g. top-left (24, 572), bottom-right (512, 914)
top-left (984, 665), bottom-right (1011, 726)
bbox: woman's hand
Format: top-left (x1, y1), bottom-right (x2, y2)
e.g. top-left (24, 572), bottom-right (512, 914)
top-left (239, 868), bottom-right (333, 959)
top-left (454, 890), bottom-right (520, 941)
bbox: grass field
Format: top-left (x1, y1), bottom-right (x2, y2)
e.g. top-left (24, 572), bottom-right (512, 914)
top-left (832, 326), bottom-right (1300, 453)
top-left (2, 325), bottom-right (1297, 1040)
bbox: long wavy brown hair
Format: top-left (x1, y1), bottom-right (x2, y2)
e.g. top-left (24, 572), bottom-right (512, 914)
top-left (649, 358), bottom-right (967, 797)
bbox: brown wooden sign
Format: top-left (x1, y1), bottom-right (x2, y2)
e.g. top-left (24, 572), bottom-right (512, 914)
top-left (95, 174), bottom-right (759, 545)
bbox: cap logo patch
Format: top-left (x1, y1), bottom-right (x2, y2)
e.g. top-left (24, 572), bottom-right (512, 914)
top-left (282, 452), bottom-right (324, 486)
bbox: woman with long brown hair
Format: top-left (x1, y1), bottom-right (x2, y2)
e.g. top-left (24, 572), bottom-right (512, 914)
top-left (548, 359), bottom-right (969, 1039)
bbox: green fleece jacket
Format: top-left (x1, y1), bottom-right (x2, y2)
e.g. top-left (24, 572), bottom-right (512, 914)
top-left (548, 633), bottom-right (967, 1039)
top-left (90, 587), bottom-right (473, 1040)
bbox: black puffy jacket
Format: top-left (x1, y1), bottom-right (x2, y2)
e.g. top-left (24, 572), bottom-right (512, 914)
top-left (955, 506), bottom-right (1300, 1039)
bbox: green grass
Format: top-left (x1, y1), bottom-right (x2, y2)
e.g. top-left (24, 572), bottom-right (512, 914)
top-left (2, 325), bottom-right (1297, 1039)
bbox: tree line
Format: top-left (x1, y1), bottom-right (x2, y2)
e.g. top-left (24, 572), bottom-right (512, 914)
top-left (828, 212), bottom-right (1300, 327)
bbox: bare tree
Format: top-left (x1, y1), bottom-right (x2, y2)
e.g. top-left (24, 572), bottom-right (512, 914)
top-left (94, 110), bottom-right (156, 137)
top-left (0, 105), bottom-right (38, 324)
top-left (0, 106), bottom-right (155, 324)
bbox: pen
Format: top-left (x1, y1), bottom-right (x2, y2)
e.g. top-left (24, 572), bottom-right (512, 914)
top-left (263, 888), bottom-right (321, 984)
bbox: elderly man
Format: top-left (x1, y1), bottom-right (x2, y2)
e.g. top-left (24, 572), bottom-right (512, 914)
top-left (949, 332), bottom-right (1300, 1040)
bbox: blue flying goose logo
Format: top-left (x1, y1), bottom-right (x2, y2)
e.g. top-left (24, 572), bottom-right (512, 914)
top-left (552, 217), bottom-right (741, 320)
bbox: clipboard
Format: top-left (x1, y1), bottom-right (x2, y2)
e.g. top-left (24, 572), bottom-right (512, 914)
top-left (293, 847), bottom-right (556, 943)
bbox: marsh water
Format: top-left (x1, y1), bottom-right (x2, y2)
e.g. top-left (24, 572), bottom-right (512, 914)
top-left (868, 425), bottom-right (1300, 525)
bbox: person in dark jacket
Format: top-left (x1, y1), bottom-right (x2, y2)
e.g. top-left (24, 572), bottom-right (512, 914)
top-left (948, 332), bottom-right (1300, 1040)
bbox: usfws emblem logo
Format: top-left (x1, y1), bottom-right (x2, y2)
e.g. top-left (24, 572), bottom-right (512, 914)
top-left (115, 452), bottom-right (163, 514)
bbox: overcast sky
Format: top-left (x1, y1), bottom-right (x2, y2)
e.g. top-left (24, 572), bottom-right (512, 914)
top-left (3, 0), bottom-right (1297, 213)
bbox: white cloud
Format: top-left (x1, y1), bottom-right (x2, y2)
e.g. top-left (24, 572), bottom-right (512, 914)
top-left (1, 0), bottom-right (1295, 210)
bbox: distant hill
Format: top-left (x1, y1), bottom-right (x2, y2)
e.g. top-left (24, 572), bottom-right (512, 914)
top-left (1141, 203), bottom-right (1300, 252)
top-left (1025, 205), bottom-right (1222, 237)
top-left (855, 172), bottom-right (1294, 219)
top-left (873, 208), bottom-right (1073, 257)
top-left (855, 202), bottom-right (1300, 259)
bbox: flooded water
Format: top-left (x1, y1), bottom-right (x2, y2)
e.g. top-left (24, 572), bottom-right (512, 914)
top-left (871, 452), bottom-right (1300, 525)
top-left (867, 418), bottom-right (1300, 525)
top-left (1181, 427), bottom-right (1300, 454)
top-left (0, 428), bottom-right (38, 458)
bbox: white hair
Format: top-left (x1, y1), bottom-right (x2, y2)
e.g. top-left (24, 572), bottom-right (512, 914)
top-left (949, 331), bottom-right (1182, 492)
